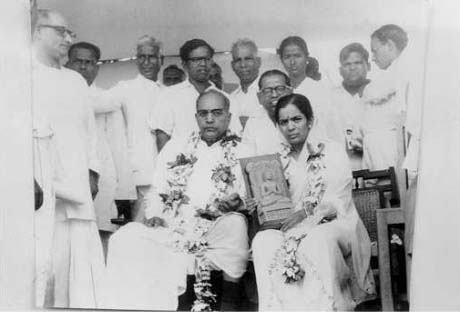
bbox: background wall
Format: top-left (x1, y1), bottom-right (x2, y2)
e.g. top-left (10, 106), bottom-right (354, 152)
top-left (38, 0), bottom-right (429, 90)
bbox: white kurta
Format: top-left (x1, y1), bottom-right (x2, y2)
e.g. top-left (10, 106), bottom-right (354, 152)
top-left (328, 85), bottom-right (366, 170)
top-left (230, 78), bottom-right (265, 119)
top-left (109, 74), bottom-right (161, 186)
top-left (294, 78), bottom-right (332, 142)
top-left (242, 111), bottom-right (286, 156)
top-left (32, 58), bottom-right (105, 309)
top-left (101, 136), bottom-right (255, 310)
top-left (252, 140), bottom-right (375, 311)
top-left (151, 79), bottom-right (242, 139)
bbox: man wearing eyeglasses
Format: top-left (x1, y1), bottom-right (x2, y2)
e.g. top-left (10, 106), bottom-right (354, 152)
top-left (242, 69), bottom-right (293, 155)
top-left (152, 39), bottom-right (241, 152)
top-left (230, 38), bottom-right (264, 129)
top-left (103, 90), bottom-right (254, 311)
top-left (108, 35), bottom-right (163, 223)
top-left (31, 9), bottom-right (104, 309)
top-left (66, 42), bottom-right (137, 256)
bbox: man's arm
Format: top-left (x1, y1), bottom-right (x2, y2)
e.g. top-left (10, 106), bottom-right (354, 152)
top-left (156, 129), bottom-right (171, 152)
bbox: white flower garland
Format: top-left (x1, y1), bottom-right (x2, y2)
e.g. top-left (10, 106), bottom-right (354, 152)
top-left (270, 141), bottom-right (329, 284)
top-left (159, 130), bottom-right (241, 312)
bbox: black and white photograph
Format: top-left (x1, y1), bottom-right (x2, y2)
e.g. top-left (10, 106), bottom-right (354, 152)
top-left (2, 0), bottom-right (460, 311)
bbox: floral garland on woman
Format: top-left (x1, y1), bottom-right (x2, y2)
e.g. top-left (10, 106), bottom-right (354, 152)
top-left (271, 140), bottom-right (332, 283)
top-left (158, 130), bottom-right (242, 312)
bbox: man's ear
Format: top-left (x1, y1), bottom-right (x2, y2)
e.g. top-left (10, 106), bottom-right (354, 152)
top-left (256, 91), bottom-right (264, 104)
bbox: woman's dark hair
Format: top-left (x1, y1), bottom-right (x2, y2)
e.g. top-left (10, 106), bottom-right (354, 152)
top-left (277, 36), bottom-right (321, 81)
top-left (275, 93), bottom-right (314, 124)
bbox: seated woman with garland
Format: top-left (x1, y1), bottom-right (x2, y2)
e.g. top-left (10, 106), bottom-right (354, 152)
top-left (100, 90), bottom-right (255, 311)
top-left (252, 93), bottom-right (376, 311)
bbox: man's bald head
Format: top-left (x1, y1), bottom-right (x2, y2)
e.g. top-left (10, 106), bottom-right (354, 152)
top-left (196, 89), bottom-right (230, 111)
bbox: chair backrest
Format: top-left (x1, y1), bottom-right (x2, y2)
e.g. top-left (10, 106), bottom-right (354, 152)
top-left (352, 167), bottom-right (400, 208)
top-left (352, 188), bottom-right (380, 242)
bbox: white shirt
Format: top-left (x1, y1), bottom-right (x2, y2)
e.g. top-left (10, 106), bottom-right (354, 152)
top-left (231, 79), bottom-right (265, 119)
top-left (32, 58), bottom-right (99, 220)
top-left (151, 79), bottom-right (242, 139)
top-left (294, 77), bottom-right (332, 141)
top-left (144, 135), bottom-right (254, 220)
top-left (89, 86), bottom-right (136, 200)
top-left (242, 111), bottom-right (285, 156)
top-left (109, 74), bottom-right (161, 186)
top-left (328, 84), bottom-right (366, 170)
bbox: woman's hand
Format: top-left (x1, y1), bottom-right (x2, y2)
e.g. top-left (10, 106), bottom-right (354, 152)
top-left (144, 216), bottom-right (165, 228)
top-left (280, 209), bottom-right (307, 232)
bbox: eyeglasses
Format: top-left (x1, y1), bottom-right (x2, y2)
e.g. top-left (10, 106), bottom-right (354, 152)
top-left (188, 57), bottom-right (212, 65)
top-left (260, 85), bottom-right (291, 96)
top-left (137, 54), bottom-right (161, 63)
top-left (38, 24), bottom-right (76, 39)
top-left (196, 109), bottom-right (225, 118)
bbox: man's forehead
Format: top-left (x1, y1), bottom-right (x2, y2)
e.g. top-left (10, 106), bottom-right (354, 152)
top-left (197, 93), bottom-right (226, 109)
top-left (41, 11), bottom-right (68, 27)
top-left (189, 46), bottom-right (211, 58)
top-left (233, 45), bottom-right (256, 57)
top-left (70, 48), bottom-right (97, 60)
top-left (261, 75), bottom-right (287, 88)
top-left (342, 51), bottom-right (366, 63)
top-left (137, 45), bottom-right (159, 55)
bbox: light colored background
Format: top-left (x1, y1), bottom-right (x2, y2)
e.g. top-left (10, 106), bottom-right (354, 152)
top-left (39, 0), bottom-right (429, 90)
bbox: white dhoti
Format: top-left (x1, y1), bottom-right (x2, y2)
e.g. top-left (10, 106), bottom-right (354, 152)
top-left (51, 207), bottom-right (106, 309)
top-left (253, 220), bottom-right (367, 311)
top-left (101, 212), bottom-right (249, 311)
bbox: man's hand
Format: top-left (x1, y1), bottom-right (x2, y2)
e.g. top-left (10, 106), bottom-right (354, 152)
top-left (218, 193), bottom-right (244, 213)
top-left (280, 209), bottom-right (307, 232)
top-left (237, 197), bottom-right (258, 215)
top-left (34, 179), bottom-right (43, 210)
top-left (144, 216), bottom-right (166, 228)
top-left (89, 170), bottom-right (99, 200)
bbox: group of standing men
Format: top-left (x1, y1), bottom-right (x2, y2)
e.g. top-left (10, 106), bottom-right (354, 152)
top-left (32, 7), bottom-right (420, 310)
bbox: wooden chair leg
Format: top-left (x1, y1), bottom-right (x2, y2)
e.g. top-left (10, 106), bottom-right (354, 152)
top-left (376, 208), bottom-right (404, 311)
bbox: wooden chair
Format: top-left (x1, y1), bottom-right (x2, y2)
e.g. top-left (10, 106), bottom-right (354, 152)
top-left (352, 167), bottom-right (406, 311)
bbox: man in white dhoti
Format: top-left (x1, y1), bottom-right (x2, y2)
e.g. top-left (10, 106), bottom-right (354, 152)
top-left (66, 41), bottom-right (137, 254)
top-left (252, 93), bottom-right (375, 310)
top-left (102, 90), bottom-right (254, 311)
top-left (242, 69), bottom-right (293, 155)
top-left (230, 38), bottom-right (264, 128)
top-left (370, 23), bottom-right (423, 294)
top-left (32, 9), bottom-right (105, 308)
top-left (153, 39), bottom-right (241, 151)
top-left (109, 35), bottom-right (163, 222)
top-left (328, 43), bottom-right (371, 170)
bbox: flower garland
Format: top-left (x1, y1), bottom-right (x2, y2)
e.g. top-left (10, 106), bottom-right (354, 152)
top-left (271, 141), bottom-right (329, 284)
top-left (158, 130), bottom-right (241, 312)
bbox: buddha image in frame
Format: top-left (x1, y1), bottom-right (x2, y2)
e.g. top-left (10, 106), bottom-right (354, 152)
top-left (245, 158), bottom-right (293, 224)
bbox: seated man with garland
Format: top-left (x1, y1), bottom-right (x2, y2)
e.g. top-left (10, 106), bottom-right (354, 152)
top-left (101, 89), bottom-right (255, 311)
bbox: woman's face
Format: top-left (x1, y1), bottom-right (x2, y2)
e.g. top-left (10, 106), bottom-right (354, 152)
top-left (280, 44), bottom-right (308, 78)
top-left (278, 103), bottom-right (311, 147)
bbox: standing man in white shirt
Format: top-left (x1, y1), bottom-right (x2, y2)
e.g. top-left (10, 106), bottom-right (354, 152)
top-left (328, 43), bottom-right (371, 170)
top-left (153, 39), bottom-right (240, 151)
top-left (230, 38), bottom-right (263, 128)
top-left (66, 41), bottom-right (137, 254)
top-left (109, 35), bottom-right (163, 222)
top-left (32, 9), bottom-right (104, 308)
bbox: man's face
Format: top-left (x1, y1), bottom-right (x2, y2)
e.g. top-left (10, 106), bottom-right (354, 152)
top-left (371, 37), bottom-right (393, 70)
top-left (184, 46), bottom-right (212, 83)
top-left (257, 74), bottom-right (292, 117)
top-left (339, 51), bottom-right (369, 87)
top-left (231, 45), bottom-right (261, 86)
top-left (195, 92), bottom-right (231, 144)
top-left (136, 45), bottom-right (161, 81)
top-left (209, 64), bottom-right (223, 90)
top-left (34, 12), bottom-right (73, 61)
top-left (66, 48), bottom-right (99, 85)
top-left (163, 68), bottom-right (184, 86)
